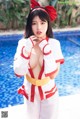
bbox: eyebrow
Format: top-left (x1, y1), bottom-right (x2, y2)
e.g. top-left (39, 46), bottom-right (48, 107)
top-left (32, 20), bottom-right (46, 22)
top-left (32, 20), bottom-right (37, 22)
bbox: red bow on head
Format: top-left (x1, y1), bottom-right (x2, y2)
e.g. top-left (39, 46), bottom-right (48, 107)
top-left (30, 0), bottom-right (57, 21)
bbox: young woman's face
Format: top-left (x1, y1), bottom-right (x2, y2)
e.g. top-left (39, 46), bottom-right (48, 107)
top-left (31, 16), bottom-right (48, 39)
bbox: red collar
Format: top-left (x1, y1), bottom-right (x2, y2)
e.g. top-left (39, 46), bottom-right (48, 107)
top-left (46, 37), bottom-right (49, 41)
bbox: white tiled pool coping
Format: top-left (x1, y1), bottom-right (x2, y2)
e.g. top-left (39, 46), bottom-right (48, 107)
top-left (0, 94), bottom-right (80, 119)
top-left (0, 27), bottom-right (80, 35)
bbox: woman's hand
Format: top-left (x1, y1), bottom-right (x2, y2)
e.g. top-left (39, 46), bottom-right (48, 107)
top-left (29, 35), bottom-right (39, 45)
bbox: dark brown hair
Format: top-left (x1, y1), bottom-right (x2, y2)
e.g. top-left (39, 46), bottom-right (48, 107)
top-left (25, 7), bottom-right (53, 38)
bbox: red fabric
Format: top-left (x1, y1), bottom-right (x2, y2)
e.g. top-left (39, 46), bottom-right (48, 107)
top-left (38, 61), bottom-right (44, 100)
top-left (56, 59), bottom-right (65, 64)
top-left (46, 88), bottom-right (57, 99)
top-left (45, 69), bottom-right (58, 77)
top-left (15, 73), bottom-right (23, 77)
top-left (43, 44), bottom-right (52, 55)
top-left (30, 85), bottom-right (35, 102)
top-left (30, 0), bottom-right (57, 21)
top-left (28, 68), bottom-right (35, 102)
top-left (45, 84), bottom-right (56, 93)
top-left (21, 46), bottom-right (30, 59)
top-left (45, 6), bottom-right (57, 21)
top-left (18, 85), bottom-right (28, 100)
top-left (29, 60), bottom-right (44, 102)
top-left (31, 0), bottom-right (40, 8)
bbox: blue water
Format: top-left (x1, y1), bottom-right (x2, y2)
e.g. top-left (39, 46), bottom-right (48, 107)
top-left (0, 30), bottom-right (80, 108)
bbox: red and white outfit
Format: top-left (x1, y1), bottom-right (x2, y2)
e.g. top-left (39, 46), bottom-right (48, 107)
top-left (13, 37), bottom-right (64, 119)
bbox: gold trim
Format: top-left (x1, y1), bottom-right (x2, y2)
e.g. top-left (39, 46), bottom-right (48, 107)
top-left (25, 75), bottom-right (50, 86)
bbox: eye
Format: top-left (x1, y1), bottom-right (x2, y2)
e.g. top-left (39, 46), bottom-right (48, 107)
top-left (32, 22), bottom-right (36, 25)
top-left (41, 21), bottom-right (45, 24)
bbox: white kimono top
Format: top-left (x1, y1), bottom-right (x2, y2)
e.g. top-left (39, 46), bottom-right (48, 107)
top-left (13, 37), bottom-right (64, 102)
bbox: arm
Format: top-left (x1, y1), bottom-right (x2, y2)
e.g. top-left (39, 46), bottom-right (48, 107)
top-left (49, 39), bottom-right (64, 79)
top-left (13, 38), bottom-right (34, 77)
top-left (50, 62), bottom-right (60, 79)
top-left (39, 39), bottom-right (57, 77)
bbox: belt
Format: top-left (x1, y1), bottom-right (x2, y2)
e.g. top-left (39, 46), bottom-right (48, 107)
top-left (25, 75), bottom-right (50, 86)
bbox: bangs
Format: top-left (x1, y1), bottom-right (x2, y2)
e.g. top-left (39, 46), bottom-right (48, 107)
top-left (31, 10), bottom-right (49, 22)
top-left (25, 8), bottom-right (53, 38)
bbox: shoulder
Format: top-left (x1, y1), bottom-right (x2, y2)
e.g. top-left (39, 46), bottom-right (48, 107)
top-left (18, 37), bottom-right (28, 46)
top-left (18, 37), bottom-right (27, 43)
top-left (48, 38), bottom-right (60, 46)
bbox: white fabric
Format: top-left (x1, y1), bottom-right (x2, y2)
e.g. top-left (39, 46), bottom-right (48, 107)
top-left (13, 38), bottom-right (33, 76)
top-left (44, 52), bottom-right (57, 76)
top-left (13, 55), bottom-right (29, 76)
top-left (13, 38), bottom-right (64, 76)
top-left (25, 38), bottom-right (33, 52)
top-left (39, 39), bottom-right (47, 51)
top-left (39, 39), bottom-right (57, 76)
top-left (23, 77), bottom-right (56, 101)
top-left (13, 37), bottom-right (64, 119)
top-left (24, 91), bottom-right (59, 119)
top-left (48, 38), bottom-right (64, 62)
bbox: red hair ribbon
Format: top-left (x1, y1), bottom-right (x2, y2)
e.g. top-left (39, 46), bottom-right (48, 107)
top-left (30, 0), bottom-right (57, 21)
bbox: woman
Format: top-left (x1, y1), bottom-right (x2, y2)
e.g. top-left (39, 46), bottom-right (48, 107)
top-left (13, 0), bottom-right (64, 119)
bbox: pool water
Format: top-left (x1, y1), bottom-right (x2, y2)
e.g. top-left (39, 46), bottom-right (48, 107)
top-left (0, 31), bottom-right (80, 108)
top-left (55, 31), bottom-right (80, 96)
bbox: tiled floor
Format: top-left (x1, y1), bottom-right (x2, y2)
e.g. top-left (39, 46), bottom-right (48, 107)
top-left (58, 94), bottom-right (80, 119)
top-left (0, 94), bottom-right (80, 119)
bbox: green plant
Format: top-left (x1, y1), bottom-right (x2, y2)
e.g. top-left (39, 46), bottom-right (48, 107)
top-left (0, 0), bottom-right (79, 29)
top-left (0, 0), bottom-right (30, 29)
top-left (50, 0), bottom-right (58, 6)
top-left (52, 0), bottom-right (79, 28)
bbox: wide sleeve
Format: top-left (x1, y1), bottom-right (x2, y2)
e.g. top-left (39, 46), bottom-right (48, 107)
top-left (13, 38), bottom-right (33, 77)
top-left (49, 38), bottom-right (64, 64)
top-left (39, 39), bottom-right (57, 77)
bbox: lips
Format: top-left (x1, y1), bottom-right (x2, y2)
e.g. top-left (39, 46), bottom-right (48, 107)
top-left (36, 31), bottom-right (42, 35)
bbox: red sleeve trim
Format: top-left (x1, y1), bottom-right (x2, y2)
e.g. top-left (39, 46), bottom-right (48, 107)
top-left (56, 59), bottom-right (64, 64)
top-left (21, 46), bottom-right (30, 60)
top-left (18, 86), bottom-right (28, 100)
top-left (43, 44), bottom-right (52, 55)
top-left (30, 37), bottom-right (34, 46)
top-left (43, 50), bottom-right (51, 55)
top-left (15, 73), bottom-right (23, 77)
top-left (46, 88), bottom-right (57, 99)
top-left (45, 68), bottom-right (58, 77)
top-left (45, 84), bottom-right (56, 93)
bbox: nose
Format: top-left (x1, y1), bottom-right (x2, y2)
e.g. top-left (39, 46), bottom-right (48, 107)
top-left (37, 23), bottom-right (41, 30)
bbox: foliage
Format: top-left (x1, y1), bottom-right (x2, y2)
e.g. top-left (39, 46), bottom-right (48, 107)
top-left (0, 0), bottom-right (30, 29)
top-left (50, 0), bottom-right (58, 6)
top-left (53, 0), bottom-right (80, 28)
top-left (0, 0), bottom-right (80, 29)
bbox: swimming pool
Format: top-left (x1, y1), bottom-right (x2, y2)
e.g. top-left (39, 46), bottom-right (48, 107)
top-left (0, 30), bottom-right (80, 108)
